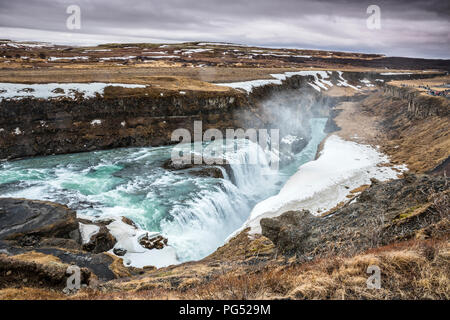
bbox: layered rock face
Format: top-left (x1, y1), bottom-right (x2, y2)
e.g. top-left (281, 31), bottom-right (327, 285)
top-left (0, 82), bottom-right (325, 160)
top-left (383, 84), bottom-right (449, 119)
top-left (0, 198), bottom-right (80, 242)
top-left (0, 71), bottom-right (442, 160)
top-left (0, 198), bottom-right (136, 289)
top-left (0, 90), bottom-right (262, 160)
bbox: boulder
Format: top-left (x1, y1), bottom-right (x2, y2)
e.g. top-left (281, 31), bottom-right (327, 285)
top-left (163, 158), bottom-right (235, 182)
top-left (261, 210), bottom-right (315, 255)
top-left (82, 226), bottom-right (117, 254)
top-left (113, 248), bottom-right (127, 256)
top-left (188, 167), bottom-right (224, 179)
top-left (139, 234), bottom-right (168, 250)
top-left (260, 174), bottom-right (449, 259)
top-left (121, 216), bottom-right (137, 228)
top-left (0, 198), bottom-right (80, 242)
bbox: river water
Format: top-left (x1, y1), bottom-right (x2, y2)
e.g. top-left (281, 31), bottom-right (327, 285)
top-left (0, 118), bottom-right (327, 262)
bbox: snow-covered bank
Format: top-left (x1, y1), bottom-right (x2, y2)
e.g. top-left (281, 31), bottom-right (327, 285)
top-left (216, 70), bottom-right (382, 94)
top-left (106, 218), bottom-right (178, 269)
top-left (78, 214), bottom-right (179, 269)
top-left (216, 70), bottom-right (336, 93)
top-left (241, 135), bottom-right (407, 234)
top-left (0, 83), bottom-right (146, 100)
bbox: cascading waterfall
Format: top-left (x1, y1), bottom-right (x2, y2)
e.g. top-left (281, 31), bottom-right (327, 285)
top-left (0, 118), bottom-right (328, 263)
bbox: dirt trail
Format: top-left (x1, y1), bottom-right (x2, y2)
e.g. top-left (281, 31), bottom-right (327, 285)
top-left (334, 98), bottom-right (381, 144)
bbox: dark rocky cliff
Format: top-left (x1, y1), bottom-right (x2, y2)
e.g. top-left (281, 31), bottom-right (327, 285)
top-left (382, 84), bottom-right (449, 119)
top-left (0, 75), bottom-right (332, 160)
top-left (0, 71), bottom-right (444, 160)
top-left (0, 90), bottom-right (262, 159)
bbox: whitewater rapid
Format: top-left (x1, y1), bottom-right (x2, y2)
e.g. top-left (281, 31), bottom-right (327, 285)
top-left (0, 118), bottom-right (328, 266)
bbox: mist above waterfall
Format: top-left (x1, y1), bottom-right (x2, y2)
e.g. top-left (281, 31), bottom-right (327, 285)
top-left (258, 88), bottom-right (333, 141)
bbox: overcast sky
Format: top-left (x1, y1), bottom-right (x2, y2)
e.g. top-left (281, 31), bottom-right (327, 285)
top-left (0, 0), bottom-right (448, 58)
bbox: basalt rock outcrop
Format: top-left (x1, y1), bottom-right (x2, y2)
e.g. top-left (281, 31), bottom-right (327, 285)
top-left (163, 157), bottom-right (235, 182)
top-left (383, 84), bottom-right (449, 119)
top-left (0, 198), bottom-right (138, 288)
top-left (1, 71), bottom-right (443, 161)
top-left (0, 89), bottom-right (264, 160)
top-left (139, 234), bottom-right (168, 250)
top-left (261, 174), bottom-right (449, 259)
top-left (0, 72), bottom-right (354, 161)
top-left (0, 198), bottom-right (80, 242)
top-left (82, 226), bottom-right (117, 254)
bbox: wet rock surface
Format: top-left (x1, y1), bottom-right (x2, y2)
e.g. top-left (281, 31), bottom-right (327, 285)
top-left (0, 198), bottom-right (80, 242)
top-left (163, 158), bottom-right (235, 182)
top-left (0, 242), bottom-right (116, 283)
top-left (113, 248), bottom-right (127, 256)
top-left (187, 167), bottom-right (225, 179)
top-left (0, 198), bottom-right (135, 289)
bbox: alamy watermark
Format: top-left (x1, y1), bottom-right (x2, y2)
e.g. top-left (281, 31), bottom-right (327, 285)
top-left (66, 5), bottom-right (81, 30)
top-left (366, 5), bottom-right (381, 30)
top-left (366, 265), bottom-right (381, 289)
top-left (63, 265), bottom-right (81, 294)
top-left (170, 121), bottom-right (280, 170)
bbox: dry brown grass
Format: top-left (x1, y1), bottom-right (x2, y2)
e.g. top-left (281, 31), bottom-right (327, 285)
top-left (63, 239), bottom-right (450, 300)
top-left (0, 287), bottom-right (66, 300)
top-left (346, 91), bottom-right (450, 173)
top-left (183, 239), bottom-right (449, 300)
top-left (0, 66), bottom-right (300, 85)
top-left (382, 116), bottom-right (449, 173)
top-left (429, 186), bottom-right (449, 219)
top-left (9, 251), bottom-right (63, 265)
top-left (350, 185), bottom-right (371, 194)
top-left (390, 75), bottom-right (450, 96)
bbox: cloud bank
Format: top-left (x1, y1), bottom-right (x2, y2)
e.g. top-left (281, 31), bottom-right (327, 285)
top-left (0, 0), bottom-right (448, 58)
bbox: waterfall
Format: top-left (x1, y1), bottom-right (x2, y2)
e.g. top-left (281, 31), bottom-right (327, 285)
top-left (0, 118), bottom-right (328, 264)
top-left (160, 138), bottom-right (280, 261)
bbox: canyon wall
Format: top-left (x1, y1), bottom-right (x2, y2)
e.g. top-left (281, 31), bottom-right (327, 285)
top-left (0, 71), bottom-right (445, 160)
top-left (0, 75), bottom-right (332, 160)
top-left (0, 90), bottom-right (260, 160)
top-left (383, 84), bottom-right (449, 118)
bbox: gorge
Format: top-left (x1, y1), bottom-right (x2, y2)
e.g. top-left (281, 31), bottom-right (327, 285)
top-left (0, 44), bottom-right (448, 299)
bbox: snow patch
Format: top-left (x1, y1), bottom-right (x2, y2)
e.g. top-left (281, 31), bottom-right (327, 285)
top-left (99, 56), bottom-right (136, 61)
top-left (240, 135), bottom-right (407, 234)
top-left (0, 83), bottom-right (146, 100)
top-left (49, 56), bottom-right (89, 61)
top-left (216, 70), bottom-right (336, 93)
top-left (79, 223), bottom-right (100, 244)
top-left (106, 218), bottom-right (179, 268)
top-left (216, 79), bottom-right (282, 93)
top-left (181, 48), bottom-right (212, 55)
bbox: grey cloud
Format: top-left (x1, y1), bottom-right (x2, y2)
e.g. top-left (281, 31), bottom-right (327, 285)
top-left (0, 0), bottom-right (448, 58)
